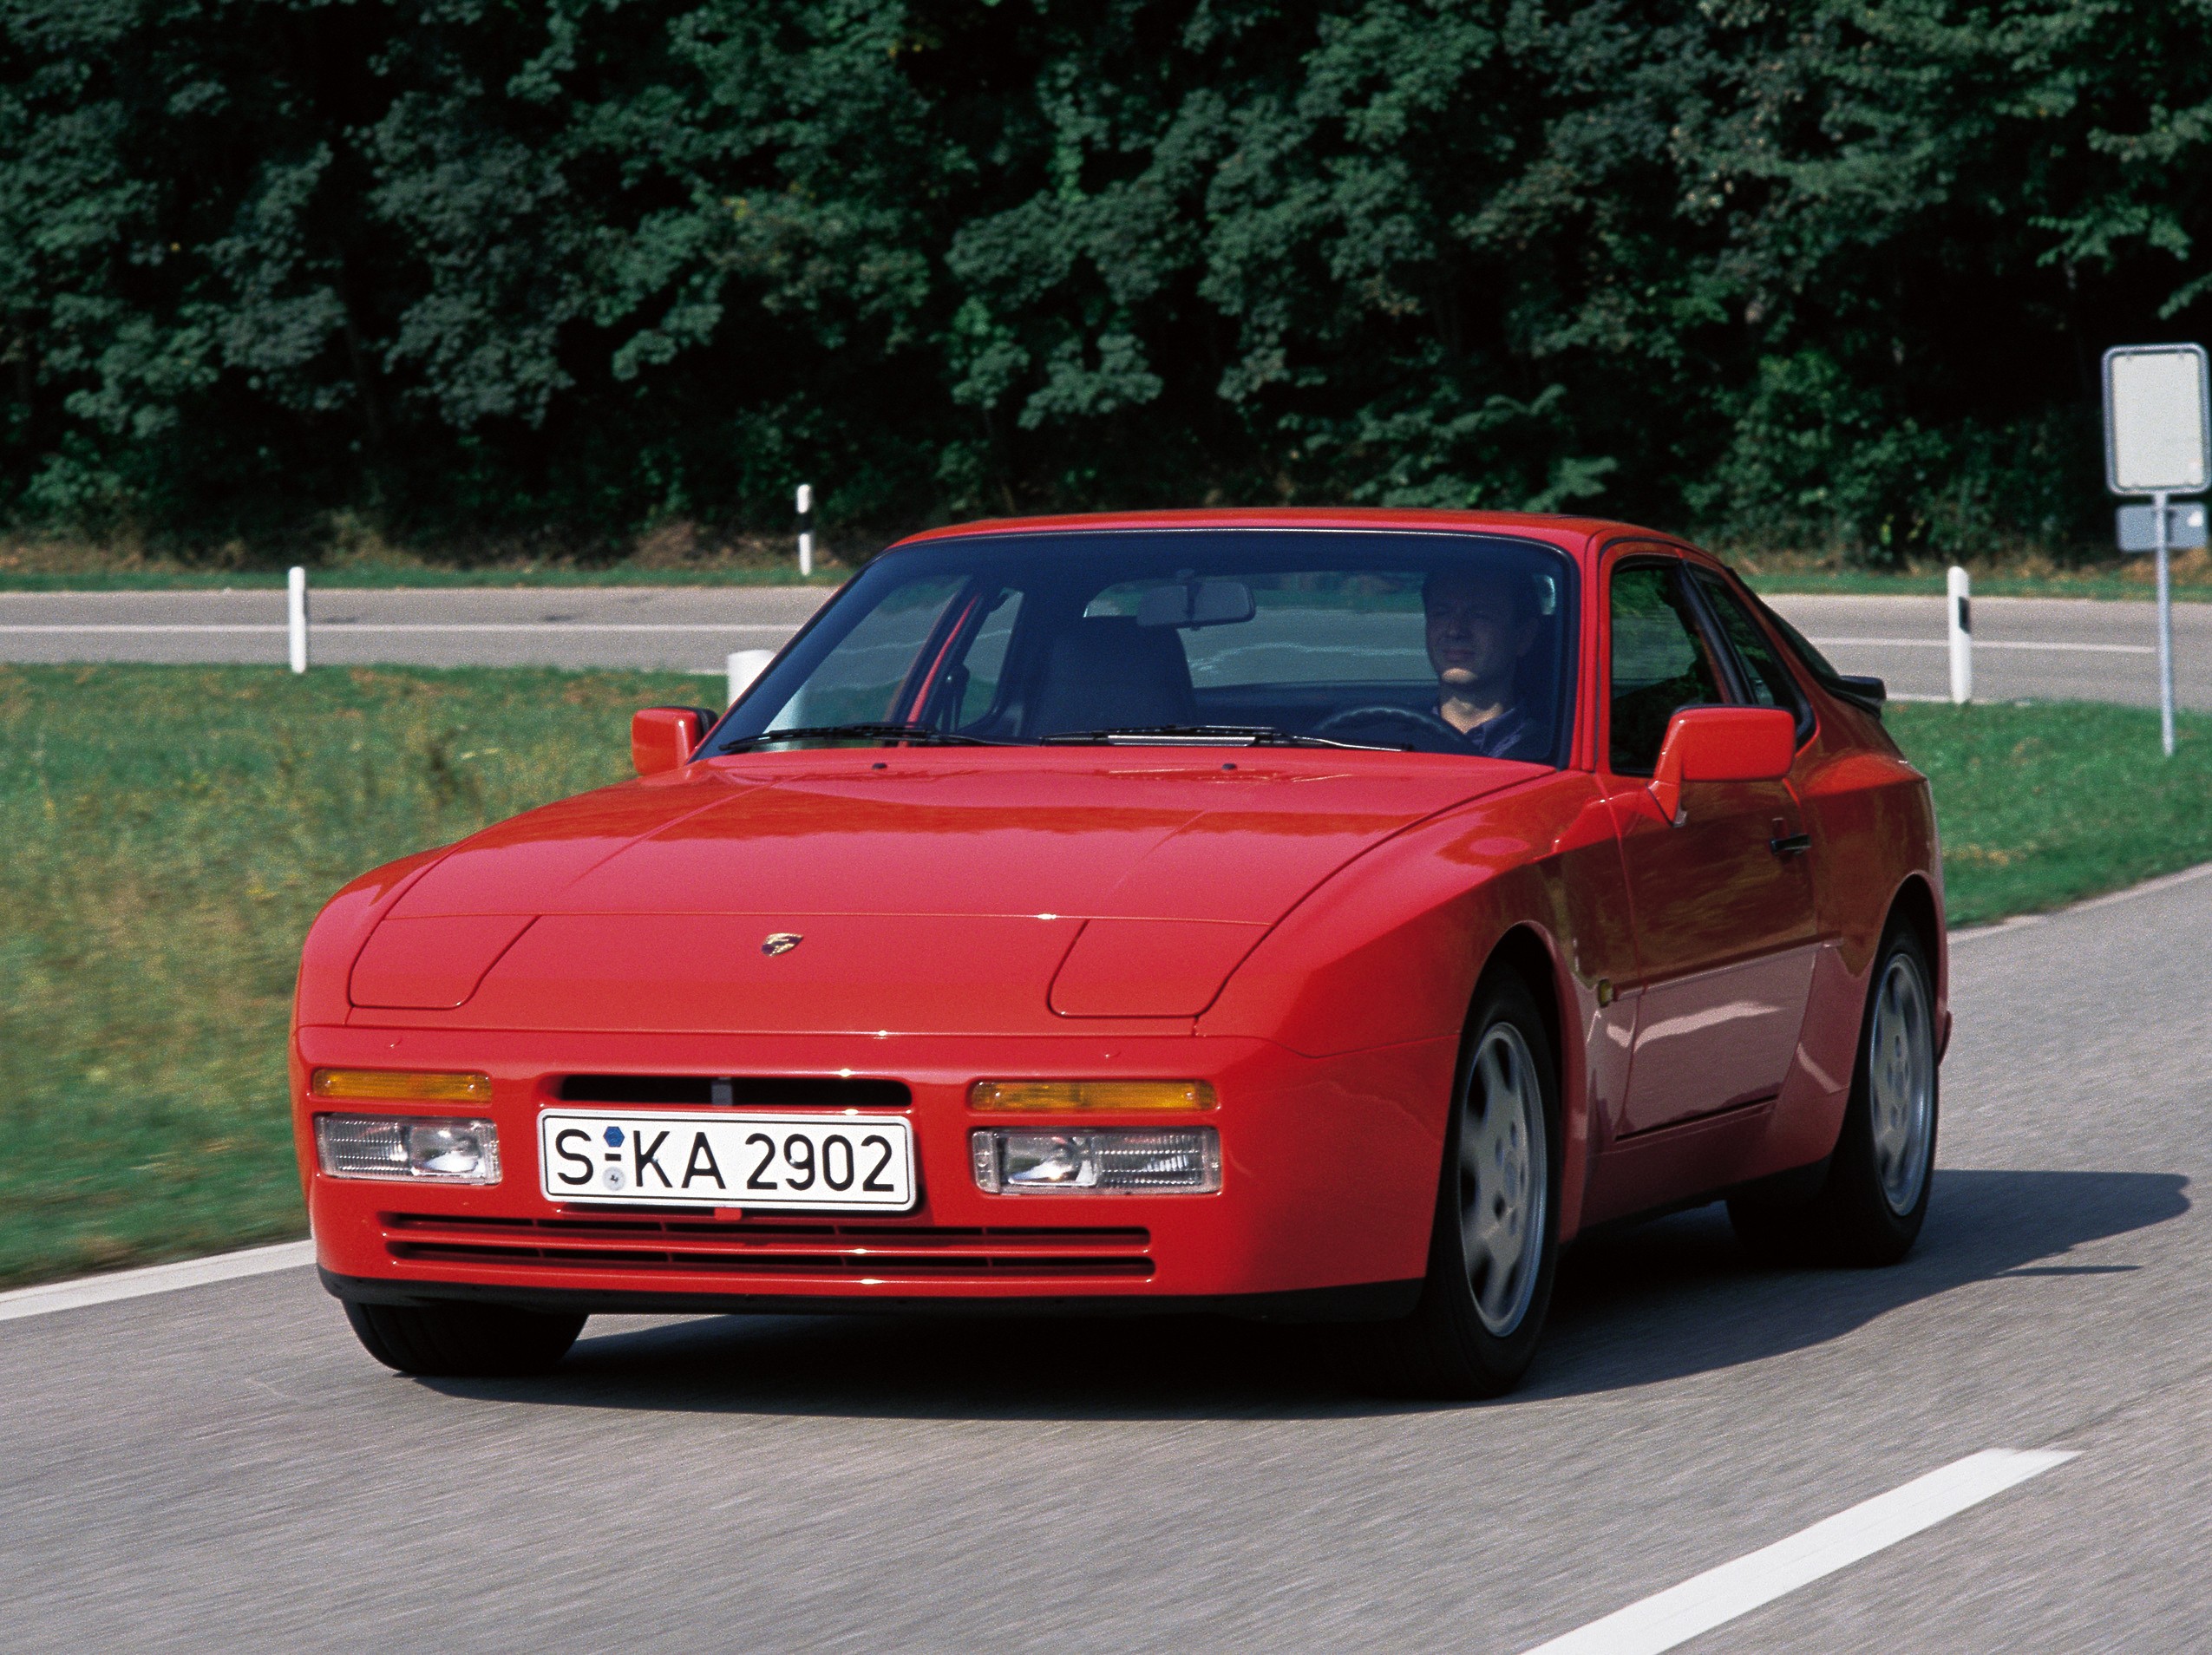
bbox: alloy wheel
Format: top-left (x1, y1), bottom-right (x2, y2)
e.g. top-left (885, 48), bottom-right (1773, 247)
top-left (1460, 1023), bottom-right (1548, 1336)
top-left (1868, 952), bottom-right (1935, 1215)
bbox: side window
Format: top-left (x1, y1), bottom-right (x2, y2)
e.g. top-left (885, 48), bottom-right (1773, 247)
top-left (1691, 568), bottom-right (1811, 738)
top-left (1608, 561), bottom-right (1724, 775)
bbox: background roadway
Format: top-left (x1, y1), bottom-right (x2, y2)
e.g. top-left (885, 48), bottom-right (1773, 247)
top-left (3, 868), bottom-right (2208, 1652)
top-left (0, 585), bottom-right (2205, 710)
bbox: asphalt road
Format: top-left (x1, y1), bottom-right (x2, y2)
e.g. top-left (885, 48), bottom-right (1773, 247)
top-left (1767, 592), bottom-right (2212, 711)
top-left (5, 867), bottom-right (2209, 1652)
top-left (0, 585), bottom-right (828, 671)
top-left (0, 585), bottom-right (2205, 710)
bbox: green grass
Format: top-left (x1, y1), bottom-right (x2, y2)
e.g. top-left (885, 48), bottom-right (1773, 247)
top-left (1886, 701), bottom-right (2212, 926)
top-left (1, 668), bottom-right (2205, 1288)
top-left (0, 664), bottom-right (701, 1289)
top-left (0, 527), bottom-right (856, 589)
top-left (1746, 569), bottom-right (2212, 602)
top-left (5, 540), bottom-right (2205, 602)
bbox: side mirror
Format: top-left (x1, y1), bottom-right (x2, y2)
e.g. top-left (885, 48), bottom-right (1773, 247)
top-left (631, 706), bottom-right (716, 776)
top-left (1649, 706), bottom-right (1796, 824)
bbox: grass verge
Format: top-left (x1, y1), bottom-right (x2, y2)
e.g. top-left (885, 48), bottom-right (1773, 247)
top-left (0, 562), bottom-right (852, 592)
top-left (8, 538), bottom-right (2209, 602)
top-left (2, 669), bottom-right (2204, 1288)
top-left (1886, 701), bottom-right (2212, 926)
top-left (1739, 544), bottom-right (2212, 603)
top-left (0, 664), bottom-right (700, 1290)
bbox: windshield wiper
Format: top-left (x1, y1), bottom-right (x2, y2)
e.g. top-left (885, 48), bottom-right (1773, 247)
top-left (1039, 723), bottom-right (1400, 750)
top-left (720, 723), bottom-right (999, 749)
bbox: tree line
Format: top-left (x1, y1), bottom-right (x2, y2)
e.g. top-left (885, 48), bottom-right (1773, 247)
top-left (3, 0), bottom-right (2207, 562)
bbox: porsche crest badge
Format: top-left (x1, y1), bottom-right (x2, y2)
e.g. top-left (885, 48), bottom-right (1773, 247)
top-left (761, 932), bottom-right (803, 957)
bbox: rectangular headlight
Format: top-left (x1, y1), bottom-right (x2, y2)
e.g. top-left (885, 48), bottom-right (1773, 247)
top-left (315, 1114), bottom-right (501, 1184)
top-left (970, 1128), bottom-right (1221, 1194)
top-left (311, 1068), bottom-right (493, 1103)
top-left (969, 1080), bottom-right (1216, 1112)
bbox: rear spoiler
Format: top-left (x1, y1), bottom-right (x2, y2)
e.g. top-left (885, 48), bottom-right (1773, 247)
top-left (1830, 674), bottom-right (1888, 718)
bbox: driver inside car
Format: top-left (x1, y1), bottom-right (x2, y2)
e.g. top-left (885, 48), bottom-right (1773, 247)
top-left (1304, 565), bottom-right (1549, 758)
top-left (1423, 566), bottom-right (1544, 758)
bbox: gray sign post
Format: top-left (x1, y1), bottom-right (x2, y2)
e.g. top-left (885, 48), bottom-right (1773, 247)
top-left (2104, 343), bottom-right (2209, 756)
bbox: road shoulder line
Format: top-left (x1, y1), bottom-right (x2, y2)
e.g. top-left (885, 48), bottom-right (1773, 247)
top-left (0, 1240), bottom-right (315, 1324)
top-left (1950, 859), bottom-right (2212, 945)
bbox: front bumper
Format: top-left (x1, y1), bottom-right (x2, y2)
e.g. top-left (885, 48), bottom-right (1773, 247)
top-left (295, 1026), bottom-right (1455, 1312)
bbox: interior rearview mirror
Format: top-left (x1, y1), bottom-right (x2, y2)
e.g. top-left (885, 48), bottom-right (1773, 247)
top-left (632, 706), bottom-right (716, 776)
top-left (1135, 579), bottom-right (1256, 629)
top-left (1648, 706), bottom-right (1796, 824)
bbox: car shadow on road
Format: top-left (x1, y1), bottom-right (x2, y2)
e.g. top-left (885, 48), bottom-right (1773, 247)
top-left (1529, 1167), bottom-right (2188, 1400)
top-left (421, 1167), bottom-right (2186, 1421)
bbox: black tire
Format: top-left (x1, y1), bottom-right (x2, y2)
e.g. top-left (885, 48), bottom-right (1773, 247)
top-left (1729, 922), bottom-right (1940, 1266)
top-left (343, 1299), bottom-right (586, 1377)
top-left (1368, 972), bottom-right (1562, 1399)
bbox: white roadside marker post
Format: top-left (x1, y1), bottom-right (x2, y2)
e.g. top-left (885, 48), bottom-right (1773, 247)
top-left (726, 648), bottom-right (774, 706)
top-left (795, 482), bottom-right (814, 579)
top-left (286, 566), bottom-right (310, 674)
top-left (1946, 565), bottom-right (1972, 704)
top-left (2104, 343), bottom-right (2207, 757)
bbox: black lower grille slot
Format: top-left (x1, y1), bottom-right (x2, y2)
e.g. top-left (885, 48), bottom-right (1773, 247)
top-left (557, 1075), bottom-right (912, 1109)
top-left (388, 1242), bottom-right (1152, 1278)
top-left (383, 1214), bottom-right (1153, 1279)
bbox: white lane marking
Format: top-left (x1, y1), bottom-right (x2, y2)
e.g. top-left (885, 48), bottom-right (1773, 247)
top-left (1522, 1449), bottom-right (2075, 1655)
top-left (1809, 636), bottom-right (2155, 654)
top-left (2067, 859), bottom-right (2212, 913)
top-left (0, 623), bottom-right (795, 635)
top-left (0, 1240), bottom-right (315, 1323)
top-left (1948, 914), bottom-right (2045, 945)
top-left (1949, 858), bottom-right (2212, 945)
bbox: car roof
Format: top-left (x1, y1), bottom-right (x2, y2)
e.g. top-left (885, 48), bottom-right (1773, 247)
top-left (887, 507), bottom-right (1684, 563)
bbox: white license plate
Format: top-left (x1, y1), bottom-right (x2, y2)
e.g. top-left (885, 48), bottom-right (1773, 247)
top-left (540, 1109), bottom-right (917, 1212)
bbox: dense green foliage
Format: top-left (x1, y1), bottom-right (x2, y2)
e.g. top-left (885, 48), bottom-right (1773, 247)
top-left (3, 0), bottom-right (2209, 559)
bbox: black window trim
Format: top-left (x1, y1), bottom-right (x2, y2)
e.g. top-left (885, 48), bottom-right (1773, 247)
top-left (1601, 550), bottom-right (1735, 778)
top-left (1680, 561), bottom-right (1817, 746)
top-left (1738, 582), bottom-right (1889, 718)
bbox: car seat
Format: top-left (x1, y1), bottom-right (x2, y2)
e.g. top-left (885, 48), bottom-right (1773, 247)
top-left (1024, 616), bottom-right (1197, 737)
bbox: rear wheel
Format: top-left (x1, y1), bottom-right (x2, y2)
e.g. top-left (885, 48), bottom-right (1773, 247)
top-left (1370, 973), bottom-right (1561, 1398)
top-left (343, 1299), bottom-right (586, 1377)
top-left (1729, 923), bottom-right (1939, 1265)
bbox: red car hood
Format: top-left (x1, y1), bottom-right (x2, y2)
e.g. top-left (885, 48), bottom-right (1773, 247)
top-left (350, 749), bottom-right (1535, 1032)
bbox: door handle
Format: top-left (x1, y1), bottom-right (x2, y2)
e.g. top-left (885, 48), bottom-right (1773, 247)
top-left (1769, 832), bottom-right (1812, 857)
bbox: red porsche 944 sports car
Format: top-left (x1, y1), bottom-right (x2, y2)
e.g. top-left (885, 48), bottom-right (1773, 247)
top-left (293, 510), bottom-right (1945, 1397)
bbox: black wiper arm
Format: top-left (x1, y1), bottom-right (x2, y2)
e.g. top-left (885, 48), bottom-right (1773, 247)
top-left (720, 723), bottom-right (998, 749)
top-left (1040, 723), bottom-right (1397, 750)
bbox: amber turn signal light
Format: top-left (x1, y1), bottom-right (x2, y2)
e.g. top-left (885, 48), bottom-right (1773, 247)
top-left (969, 1080), bottom-right (1216, 1113)
top-left (310, 1068), bottom-right (494, 1103)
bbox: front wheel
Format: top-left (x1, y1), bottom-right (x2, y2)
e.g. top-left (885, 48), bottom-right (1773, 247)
top-left (1730, 923), bottom-right (1939, 1266)
top-left (343, 1299), bottom-right (586, 1377)
top-left (1369, 973), bottom-right (1562, 1398)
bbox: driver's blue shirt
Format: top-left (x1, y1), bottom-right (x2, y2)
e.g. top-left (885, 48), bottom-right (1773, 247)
top-left (1443, 701), bottom-right (1543, 761)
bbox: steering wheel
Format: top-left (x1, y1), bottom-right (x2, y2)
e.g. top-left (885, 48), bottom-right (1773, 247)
top-left (1311, 704), bottom-right (1465, 747)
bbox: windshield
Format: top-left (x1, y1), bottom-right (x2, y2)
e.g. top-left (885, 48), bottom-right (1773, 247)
top-left (710, 528), bottom-right (1579, 762)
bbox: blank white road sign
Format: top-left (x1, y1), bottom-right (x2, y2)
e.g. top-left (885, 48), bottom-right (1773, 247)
top-left (2105, 343), bottom-right (2209, 494)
